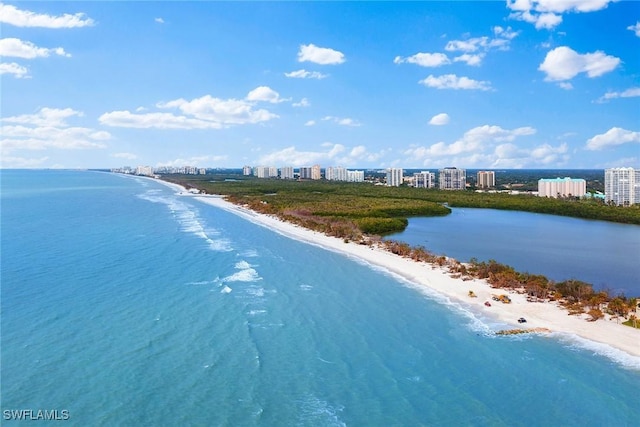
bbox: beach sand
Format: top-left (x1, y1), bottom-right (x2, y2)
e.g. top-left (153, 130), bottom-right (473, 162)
top-left (155, 178), bottom-right (640, 360)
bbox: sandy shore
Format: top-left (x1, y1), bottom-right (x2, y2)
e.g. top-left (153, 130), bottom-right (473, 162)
top-left (152, 177), bottom-right (640, 362)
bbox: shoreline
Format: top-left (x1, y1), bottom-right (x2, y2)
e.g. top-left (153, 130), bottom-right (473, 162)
top-left (150, 177), bottom-right (640, 363)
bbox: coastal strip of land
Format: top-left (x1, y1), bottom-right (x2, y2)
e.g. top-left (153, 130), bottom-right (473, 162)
top-left (155, 178), bottom-right (640, 361)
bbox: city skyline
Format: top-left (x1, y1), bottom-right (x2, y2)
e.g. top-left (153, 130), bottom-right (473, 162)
top-left (1, 1), bottom-right (639, 170)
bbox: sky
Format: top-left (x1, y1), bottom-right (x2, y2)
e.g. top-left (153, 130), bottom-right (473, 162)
top-left (1, 1), bottom-right (639, 170)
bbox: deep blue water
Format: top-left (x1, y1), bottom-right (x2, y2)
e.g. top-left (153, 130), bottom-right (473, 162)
top-left (2, 170), bottom-right (639, 426)
top-left (386, 208), bottom-right (640, 296)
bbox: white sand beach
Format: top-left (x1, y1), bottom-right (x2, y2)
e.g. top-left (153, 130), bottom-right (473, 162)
top-left (157, 178), bottom-right (640, 360)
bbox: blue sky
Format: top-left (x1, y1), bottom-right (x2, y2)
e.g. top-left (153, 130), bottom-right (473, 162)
top-left (1, 1), bottom-right (639, 170)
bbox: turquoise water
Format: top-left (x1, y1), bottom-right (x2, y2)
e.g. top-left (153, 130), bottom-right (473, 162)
top-left (2, 170), bottom-right (639, 426)
top-left (387, 208), bottom-right (640, 296)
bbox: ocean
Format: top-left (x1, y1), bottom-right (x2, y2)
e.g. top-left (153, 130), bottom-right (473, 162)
top-left (2, 169), bottom-right (639, 426)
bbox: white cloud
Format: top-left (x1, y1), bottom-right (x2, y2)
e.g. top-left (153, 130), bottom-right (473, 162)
top-left (0, 61), bottom-right (28, 78)
top-left (304, 120), bottom-right (316, 126)
top-left (297, 43), bottom-right (345, 65)
top-left (111, 152), bottom-right (138, 160)
top-left (453, 53), bottom-right (484, 66)
top-left (538, 46), bottom-right (619, 81)
top-left (257, 143), bottom-right (383, 167)
top-left (429, 113), bottom-right (450, 125)
top-left (1, 107), bottom-right (109, 155)
top-left (419, 74), bottom-right (492, 91)
top-left (445, 37), bottom-right (489, 52)
top-left (284, 69), bottom-right (328, 79)
top-left (99, 111), bottom-right (225, 129)
top-left (404, 125), bottom-right (536, 159)
top-left (0, 38), bottom-right (70, 59)
top-left (507, 0), bottom-right (615, 30)
top-left (628, 22), bottom-right (640, 37)
top-left (322, 116), bottom-right (361, 127)
top-left (0, 3), bottom-right (95, 28)
top-left (292, 98), bottom-right (310, 108)
top-left (155, 17), bottom-right (164, 24)
top-left (127, 92), bottom-right (280, 128)
top-left (596, 87), bottom-right (640, 103)
top-left (246, 86), bottom-right (287, 103)
top-left (586, 127), bottom-right (640, 150)
top-left (156, 155), bottom-right (228, 168)
top-left (393, 52), bottom-right (450, 67)
top-left (558, 82), bottom-right (574, 90)
top-left (0, 155), bottom-right (49, 168)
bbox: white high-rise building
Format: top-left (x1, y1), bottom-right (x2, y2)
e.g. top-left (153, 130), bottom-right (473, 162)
top-left (538, 177), bottom-right (586, 198)
top-left (347, 170), bottom-right (365, 182)
top-left (242, 165), bottom-right (252, 176)
top-left (605, 167), bottom-right (640, 206)
top-left (439, 167), bottom-right (466, 190)
top-left (413, 171), bottom-right (435, 188)
top-left (280, 166), bottom-right (294, 180)
top-left (476, 171), bottom-right (495, 188)
top-left (386, 168), bottom-right (403, 187)
top-left (255, 166), bottom-right (278, 178)
top-left (299, 165), bottom-right (322, 180)
top-left (326, 166), bottom-right (348, 181)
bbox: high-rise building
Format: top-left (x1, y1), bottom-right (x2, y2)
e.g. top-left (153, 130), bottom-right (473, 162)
top-left (254, 166), bottom-right (278, 178)
top-left (476, 171), bottom-right (495, 188)
top-left (311, 164), bottom-right (322, 180)
top-left (242, 165), bottom-right (253, 176)
top-left (326, 166), bottom-right (348, 181)
top-left (347, 170), bottom-right (365, 182)
top-left (299, 165), bottom-right (322, 180)
top-left (413, 171), bottom-right (435, 188)
top-left (538, 177), bottom-right (586, 198)
top-left (280, 166), bottom-right (294, 180)
top-left (605, 167), bottom-right (640, 206)
top-left (439, 167), bottom-right (466, 190)
top-left (386, 168), bottom-right (403, 187)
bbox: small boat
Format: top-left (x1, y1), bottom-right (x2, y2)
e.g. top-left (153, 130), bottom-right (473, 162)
top-left (484, 301), bottom-right (491, 307)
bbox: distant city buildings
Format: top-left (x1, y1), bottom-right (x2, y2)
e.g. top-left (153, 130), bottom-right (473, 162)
top-left (280, 166), bottom-right (294, 180)
top-left (300, 165), bottom-right (322, 180)
top-left (538, 177), bottom-right (586, 199)
top-left (386, 168), bottom-right (403, 187)
top-left (326, 166), bottom-right (348, 181)
top-left (605, 167), bottom-right (640, 206)
top-left (347, 170), bottom-right (365, 182)
top-left (254, 166), bottom-right (278, 178)
top-left (242, 165), bottom-right (252, 176)
top-left (413, 171), bottom-right (436, 188)
top-left (439, 167), bottom-right (466, 190)
top-left (476, 171), bottom-right (495, 188)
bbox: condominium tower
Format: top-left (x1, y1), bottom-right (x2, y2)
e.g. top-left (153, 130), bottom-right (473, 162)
top-left (605, 167), bottom-right (640, 206)
top-left (413, 171), bottom-right (436, 188)
top-left (439, 167), bottom-right (466, 190)
top-left (476, 171), bottom-right (495, 188)
top-left (538, 177), bottom-right (586, 198)
top-left (386, 168), bottom-right (403, 187)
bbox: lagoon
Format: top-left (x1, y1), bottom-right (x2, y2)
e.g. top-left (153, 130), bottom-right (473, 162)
top-left (386, 208), bottom-right (640, 296)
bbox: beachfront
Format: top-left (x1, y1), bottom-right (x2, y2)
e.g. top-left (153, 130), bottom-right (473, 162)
top-left (158, 179), bottom-right (640, 359)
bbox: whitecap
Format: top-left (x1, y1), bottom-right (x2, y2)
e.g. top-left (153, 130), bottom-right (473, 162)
top-left (247, 310), bottom-right (267, 316)
top-left (554, 332), bottom-right (640, 371)
top-left (222, 268), bottom-right (262, 283)
top-left (235, 260), bottom-right (252, 269)
top-left (221, 286), bottom-right (232, 294)
top-left (299, 284), bottom-right (314, 291)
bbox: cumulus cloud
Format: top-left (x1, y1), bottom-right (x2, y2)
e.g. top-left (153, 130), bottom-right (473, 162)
top-left (257, 143), bottom-right (384, 167)
top-left (586, 127), bottom-right (640, 150)
top-left (453, 54), bottom-right (484, 66)
top-left (0, 155), bottom-right (49, 168)
top-left (292, 98), bottom-right (310, 108)
top-left (393, 52), bottom-right (450, 67)
top-left (1, 107), bottom-right (109, 155)
top-left (297, 43), bottom-right (345, 65)
top-left (102, 88), bottom-right (281, 130)
top-left (155, 17), bottom-right (164, 24)
top-left (246, 86), bottom-right (288, 103)
top-left (0, 38), bottom-right (70, 58)
top-left (538, 46), bottom-right (619, 82)
top-left (507, 0), bottom-right (615, 30)
top-left (284, 69), bottom-right (328, 79)
top-left (596, 87), bottom-right (640, 103)
top-left (429, 113), bottom-right (450, 125)
top-left (419, 74), bottom-right (492, 91)
top-left (628, 22), bottom-right (640, 37)
top-left (304, 120), bottom-right (316, 126)
top-left (156, 155), bottom-right (228, 168)
top-left (0, 61), bottom-right (28, 78)
top-left (0, 3), bottom-right (95, 28)
top-left (404, 125), bottom-right (536, 161)
top-left (322, 116), bottom-right (361, 127)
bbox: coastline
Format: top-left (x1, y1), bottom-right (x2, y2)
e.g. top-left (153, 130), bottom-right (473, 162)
top-left (152, 177), bottom-right (640, 362)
